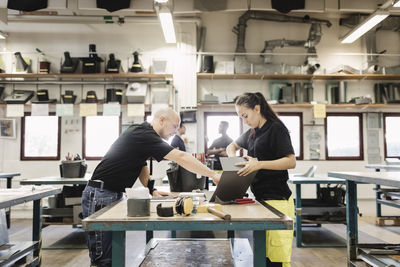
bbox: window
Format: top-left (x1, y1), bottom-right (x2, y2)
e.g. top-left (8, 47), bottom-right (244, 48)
top-left (278, 112), bottom-right (303, 160)
top-left (21, 114), bottom-right (61, 160)
top-left (204, 112), bottom-right (242, 154)
top-left (325, 113), bottom-right (363, 160)
top-left (383, 113), bottom-right (400, 158)
top-left (83, 116), bottom-right (120, 160)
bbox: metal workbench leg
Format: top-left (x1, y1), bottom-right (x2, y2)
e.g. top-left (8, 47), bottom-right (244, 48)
top-left (5, 177), bottom-right (12, 228)
top-left (146, 231), bottom-right (153, 243)
top-left (253, 230), bottom-right (266, 267)
top-left (295, 184), bottom-right (303, 247)
top-left (346, 180), bottom-right (358, 265)
top-left (32, 199), bottom-right (42, 266)
top-left (112, 231), bottom-right (126, 267)
top-left (375, 168), bottom-right (382, 218)
top-left (376, 184), bottom-right (382, 218)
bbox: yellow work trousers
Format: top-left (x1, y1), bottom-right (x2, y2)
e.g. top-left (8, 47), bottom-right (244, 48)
top-left (265, 196), bottom-right (295, 267)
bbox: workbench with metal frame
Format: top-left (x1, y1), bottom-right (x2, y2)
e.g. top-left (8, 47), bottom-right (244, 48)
top-left (288, 175), bottom-right (346, 248)
top-left (0, 172), bottom-right (21, 228)
top-left (328, 171), bottom-right (400, 267)
top-left (0, 187), bottom-right (61, 266)
top-left (82, 199), bottom-right (293, 267)
top-left (365, 165), bottom-right (400, 219)
top-left (20, 176), bottom-right (89, 226)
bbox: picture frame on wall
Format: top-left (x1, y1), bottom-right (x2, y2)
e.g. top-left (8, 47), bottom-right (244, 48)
top-left (0, 118), bottom-right (16, 139)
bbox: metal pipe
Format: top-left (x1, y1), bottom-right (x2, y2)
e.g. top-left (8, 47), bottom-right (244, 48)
top-left (234, 10), bottom-right (331, 53)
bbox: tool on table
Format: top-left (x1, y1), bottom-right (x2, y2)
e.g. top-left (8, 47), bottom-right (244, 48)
top-left (235, 198), bottom-right (255, 204)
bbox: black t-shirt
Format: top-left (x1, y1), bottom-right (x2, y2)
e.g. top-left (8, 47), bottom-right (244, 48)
top-left (236, 120), bottom-right (294, 200)
top-left (171, 135), bottom-right (186, 151)
top-left (91, 122), bottom-right (174, 192)
top-left (208, 134), bottom-right (233, 170)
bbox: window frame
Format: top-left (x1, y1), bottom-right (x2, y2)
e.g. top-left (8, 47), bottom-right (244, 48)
top-left (325, 112), bottom-right (364, 160)
top-left (383, 112), bottom-right (400, 159)
top-left (203, 112), bottom-right (243, 154)
top-left (278, 112), bottom-right (303, 160)
top-left (21, 112), bottom-right (61, 160)
top-left (82, 115), bottom-right (122, 160)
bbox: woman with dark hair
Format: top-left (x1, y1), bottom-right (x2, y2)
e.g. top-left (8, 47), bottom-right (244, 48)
top-left (226, 92), bottom-right (296, 267)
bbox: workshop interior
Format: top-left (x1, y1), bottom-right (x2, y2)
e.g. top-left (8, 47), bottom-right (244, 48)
top-left (0, 0), bottom-right (400, 266)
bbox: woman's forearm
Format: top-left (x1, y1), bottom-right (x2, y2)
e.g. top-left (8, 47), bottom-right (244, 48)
top-left (257, 154), bottom-right (296, 170)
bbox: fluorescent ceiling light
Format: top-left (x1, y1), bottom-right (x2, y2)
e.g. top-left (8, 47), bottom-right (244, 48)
top-left (341, 10), bottom-right (389, 44)
top-left (156, 6), bottom-right (176, 43)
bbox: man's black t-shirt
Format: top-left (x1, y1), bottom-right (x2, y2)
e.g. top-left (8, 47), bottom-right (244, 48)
top-left (208, 134), bottom-right (233, 170)
top-left (171, 135), bottom-right (186, 151)
top-left (91, 122), bottom-right (174, 192)
top-left (236, 120), bottom-right (294, 200)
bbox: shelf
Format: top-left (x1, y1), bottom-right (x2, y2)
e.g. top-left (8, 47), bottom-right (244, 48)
top-left (197, 73), bottom-right (400, 81)
top-left (0, 73), bottom-right (173, 85)
top-left (0, 73), bottom-right (173, 79)
top-left (197, 103), bottom-right (400, 108)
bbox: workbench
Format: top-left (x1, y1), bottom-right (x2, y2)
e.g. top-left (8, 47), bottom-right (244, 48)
top-left (20, 176), bottom-right (89, 226)
top-left (328, 171), bottom-right (400, 266)
top-left (365, 164), bottom-right (400, 220)
top-left (0, 172), bottom-right (21, 228)
top-left (82, 199), bottom-right (293, 267)
top-left (288, 175), bottom-right (346, 247)
top-left (0, 187), bottom-right (61, 266)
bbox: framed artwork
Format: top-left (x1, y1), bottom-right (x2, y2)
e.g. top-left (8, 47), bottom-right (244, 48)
top-left (0, 118), bottom-right (16, 139)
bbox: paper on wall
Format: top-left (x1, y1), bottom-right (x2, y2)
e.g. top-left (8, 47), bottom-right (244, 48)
top-left (31, 103), bottom-right (49, 116)
top-left (56, 104), bottom-right (74, 117)
top-left (313, 104), bottom-right (326, 118)
top-left (79, 103), bottom-right (97, 117)
top-left (103, 103), bottom-right (121, 116)
top-left (6, 104), bottom-right (24, 117)
top-left (127, 104), bottom-right (145, 117)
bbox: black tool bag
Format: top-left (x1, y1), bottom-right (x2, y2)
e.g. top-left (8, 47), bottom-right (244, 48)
top-left (166, 162), bottom-right (181, 192)
top-left (317, 185), bottom-right (346, 206)
top-left (96, 0), bottom-right (130, 12)
top-left (8, 0), bottom-right (47, 11)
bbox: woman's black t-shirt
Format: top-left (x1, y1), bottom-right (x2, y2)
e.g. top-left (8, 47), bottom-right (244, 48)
top-left (236, 120), bottom-right (294, 200)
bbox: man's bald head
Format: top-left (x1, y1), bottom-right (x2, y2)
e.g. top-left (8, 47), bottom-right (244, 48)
top-left (151, 108), bottom-right (181, 140)
top-left (152, 108), bottom-right (180, 122)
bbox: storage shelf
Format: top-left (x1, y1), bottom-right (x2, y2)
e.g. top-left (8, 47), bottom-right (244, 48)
top-left (0, 73), bottom-right (173, 79)
top-left (197, 103), bottom-right (400, 108)
top-left (197, 73), bottom-right (400, 81)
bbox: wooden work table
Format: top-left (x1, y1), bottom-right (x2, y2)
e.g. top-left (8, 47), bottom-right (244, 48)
top-left (82, 199), bottom-right (293, 267)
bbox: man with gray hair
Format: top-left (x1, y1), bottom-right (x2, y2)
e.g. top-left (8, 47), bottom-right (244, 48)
top-left (81, 108), bottom-right (221, 267)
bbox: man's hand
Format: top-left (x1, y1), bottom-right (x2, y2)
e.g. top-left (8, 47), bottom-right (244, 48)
top-left (152, 190), bottom-right (173, 197)
top-left (235, 155), bottom-right (259, 176)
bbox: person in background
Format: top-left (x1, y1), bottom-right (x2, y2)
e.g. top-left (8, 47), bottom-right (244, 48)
top-left (207, 121), bottom-right (233, 170)
top-left (81, 108), bottom-right (221, 267)
top-left (226, 92), bottom-right (296, 267)
top-left (170, 122), bottom-right (186, 151)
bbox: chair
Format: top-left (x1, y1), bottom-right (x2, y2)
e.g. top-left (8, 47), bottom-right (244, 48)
top-left (294, 165), bottom-right (317, 177)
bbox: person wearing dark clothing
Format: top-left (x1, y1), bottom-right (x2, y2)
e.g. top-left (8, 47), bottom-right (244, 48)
top-left (226, 92), bottom-right (296, 267)
top-left (207, 121), bottom-right (233, 170)
top-left (170, 122), bottom-right (186, 151)
top-left (81, 108), bottom-right (221, 267)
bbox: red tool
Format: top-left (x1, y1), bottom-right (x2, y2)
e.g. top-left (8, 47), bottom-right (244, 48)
top-left (235, 198), bottom-right (255, 204)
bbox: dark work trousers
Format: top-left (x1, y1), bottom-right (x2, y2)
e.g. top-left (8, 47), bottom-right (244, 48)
top-left (82, 185), bottom-right (123, 267)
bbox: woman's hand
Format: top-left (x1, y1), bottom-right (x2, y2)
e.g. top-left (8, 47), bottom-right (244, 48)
top-left (235, 156), bottom-right (259, 176)
top-left (152, 190), bottom-right (173, 197)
